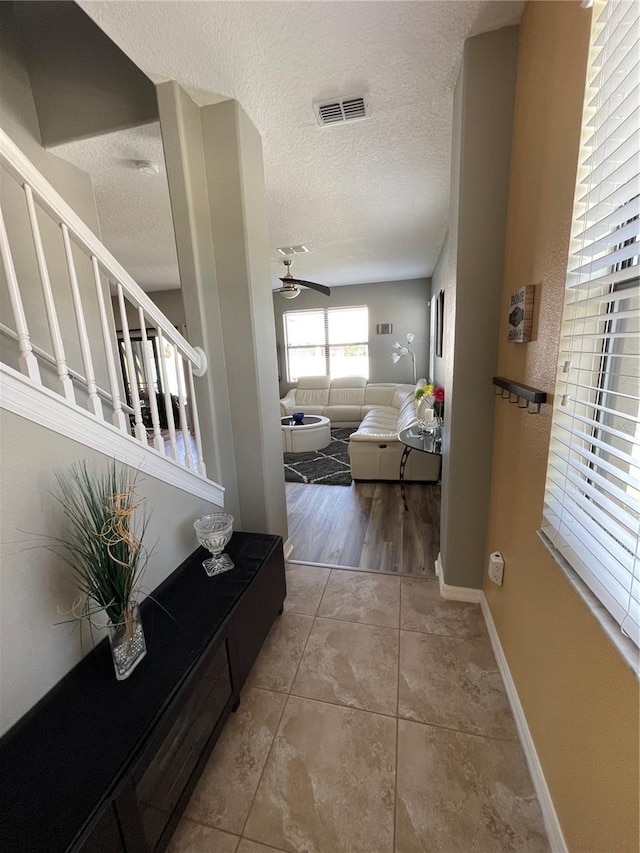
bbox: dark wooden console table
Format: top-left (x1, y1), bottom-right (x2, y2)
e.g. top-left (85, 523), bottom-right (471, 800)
top-left (0, 532), bottom-right (286, 853)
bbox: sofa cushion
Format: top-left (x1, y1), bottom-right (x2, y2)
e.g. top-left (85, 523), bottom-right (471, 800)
top-left (397, 406), bottom-right (419, 432)
top-left (324, 404), bottom-right (363, 422)
top-left (297, 375), bottom-right (331, 389)
top-left (363, 384), bottom-right (398, 407)
top-left (296, 389), bottom-right (330, 407)
top-left (330, 376), bottom-right (367, 389)
top-left (292, 375), bottom-right (330, 407)
top-left (391, 387), bottom-right (415, 410)
top-left (351, 406), bottom-right (399, 440)
top-left (329, 387), bottom-right (366, 406)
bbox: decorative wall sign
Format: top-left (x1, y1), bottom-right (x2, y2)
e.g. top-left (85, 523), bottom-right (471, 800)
top-left (376, 323), bottom-right (393, 334)
top-left (508, 285), bottom-right (535, 343)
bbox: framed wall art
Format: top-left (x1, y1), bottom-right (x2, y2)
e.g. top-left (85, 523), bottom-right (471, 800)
top-left (508, 285), bottom-right (535, 343)
top-left (435, 289), bottom-right (445, 357)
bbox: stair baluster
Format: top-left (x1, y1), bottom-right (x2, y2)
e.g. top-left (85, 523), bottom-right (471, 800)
top-left (137, 306), bottom-right (165, 453)
top-left (157, 326), bottom-right (180, 462)
top-left (187, 360), bottom-right (207, 476)
top-left (116, 281), bottom-right (147, 444)
top-left (60, 223), bottom-right (103, 419)
top-left (91, 255), bottom-right (128, 432)
top-left (176, 351), bottom-right (195, 470)
top-left (24, 183), bottom-right (75, 402)
top-left (0, 201), bottom-right (41, 382)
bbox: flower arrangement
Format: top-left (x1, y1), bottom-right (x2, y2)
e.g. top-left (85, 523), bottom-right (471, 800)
top-left (414, 383), bottom-right (444, 408)
top-left (49, 460), bottom-right (150, 679)
top-left (415, 382), bottom-right (445, 431)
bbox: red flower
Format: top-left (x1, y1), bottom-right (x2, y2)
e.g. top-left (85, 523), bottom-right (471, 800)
top-left (432, 385), bottom-right (445, 403)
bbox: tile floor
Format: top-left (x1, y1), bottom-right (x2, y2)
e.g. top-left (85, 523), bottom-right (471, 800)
top-left (170, 564), bottom-right (550, 853)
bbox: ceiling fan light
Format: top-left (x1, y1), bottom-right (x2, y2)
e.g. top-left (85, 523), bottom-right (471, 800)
top-left (280, 287), bottom-right (300, 299)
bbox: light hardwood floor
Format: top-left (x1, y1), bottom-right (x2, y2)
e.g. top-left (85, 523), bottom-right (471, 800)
top-left (285, 481), bottom-right (440, 576)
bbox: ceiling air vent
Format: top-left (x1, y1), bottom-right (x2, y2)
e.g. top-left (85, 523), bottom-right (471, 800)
top-left (313, 96), bottom-right (368, 127)
top-left (277, 245), bottom-right (309, 256)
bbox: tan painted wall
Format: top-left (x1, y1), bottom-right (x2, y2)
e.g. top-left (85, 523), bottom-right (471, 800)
top-left (484, 3), bottom-right (639, 851)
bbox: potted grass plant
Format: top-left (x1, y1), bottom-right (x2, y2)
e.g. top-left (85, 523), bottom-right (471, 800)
top-left (51, 460), bottom-right (149, 680)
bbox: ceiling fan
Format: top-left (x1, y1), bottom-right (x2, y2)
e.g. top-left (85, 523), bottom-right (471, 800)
top-left (277, 259), bottom-right (331, 299)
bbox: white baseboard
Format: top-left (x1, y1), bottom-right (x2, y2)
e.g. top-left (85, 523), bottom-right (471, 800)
top-left (481, 595), bottom-right (568, 853)
top-left (436, 553), bottom-right (483, 602)
top-left (0, 363), bottom-right (224, 504)
top-left (283, 538), bottom-right (294, 560)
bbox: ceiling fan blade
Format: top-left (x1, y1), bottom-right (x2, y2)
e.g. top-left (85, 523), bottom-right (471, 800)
top-left (284, 277), bottom-right (331, 296)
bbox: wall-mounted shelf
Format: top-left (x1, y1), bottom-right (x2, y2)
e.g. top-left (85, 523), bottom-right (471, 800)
top-left (493, 376), bottom-right (547, 413)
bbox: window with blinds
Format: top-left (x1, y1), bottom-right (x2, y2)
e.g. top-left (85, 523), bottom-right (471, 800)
top-left (283, 306), bottom-right (369, 382)
top-left (541, 0), bottom-right (640, 649)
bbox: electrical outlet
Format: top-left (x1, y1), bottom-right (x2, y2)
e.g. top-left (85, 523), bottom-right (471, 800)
top-left (488, 552), bottom-right (504, 586)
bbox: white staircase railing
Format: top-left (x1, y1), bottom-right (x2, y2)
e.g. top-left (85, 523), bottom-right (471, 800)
top-left (0, 127), bottom-right (208, 477)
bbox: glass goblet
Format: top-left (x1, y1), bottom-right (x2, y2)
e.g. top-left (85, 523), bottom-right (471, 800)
top-left (193, 512), bottom-right (235, 576)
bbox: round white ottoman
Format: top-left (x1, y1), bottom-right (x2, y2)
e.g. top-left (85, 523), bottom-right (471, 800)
top-left (281, 415), bottom-right (331, 453)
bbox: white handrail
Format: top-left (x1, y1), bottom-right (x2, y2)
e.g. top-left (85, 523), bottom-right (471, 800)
top-left (0, 127), bottom-right (207, 377)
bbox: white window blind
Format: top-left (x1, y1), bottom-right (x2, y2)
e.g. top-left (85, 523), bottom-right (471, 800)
top-left (541, 0), bottom-right (640, 649)
top-left (283, 306), bottom-right (369, 382)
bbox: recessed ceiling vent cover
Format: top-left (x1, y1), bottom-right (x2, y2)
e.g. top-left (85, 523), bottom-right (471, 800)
top-left (277, 245), bottom-right (308, 256)
top-left (313, 96), bottom-right (368, 126)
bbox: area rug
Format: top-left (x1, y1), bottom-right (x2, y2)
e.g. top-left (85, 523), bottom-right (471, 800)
top-left (283, 428), bottom-right (356, 486)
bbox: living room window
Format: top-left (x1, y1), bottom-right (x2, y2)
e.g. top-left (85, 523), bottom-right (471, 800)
top-left (283, 306), bottom-right (369, 381)
top-left (541, 0), bottom-right (639, 650)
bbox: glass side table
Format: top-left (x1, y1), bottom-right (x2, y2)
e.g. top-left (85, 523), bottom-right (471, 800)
top-left (398, 426), bottom-right (442, 511)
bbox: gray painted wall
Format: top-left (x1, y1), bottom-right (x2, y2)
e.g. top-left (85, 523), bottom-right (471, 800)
top-left (0, 18), bottom-right (220, 735)
top-left (13, 1), bottom-right (158, 147)
top-left (157, 82), bottom-right (240, 522)
top-left (202, 100), bottom-right (287, 543)
top-left (157, 83), bottom-right (287, 542)
top-left (273, 278), bottom-right (431, 396)
top-left (433, 26), bottom-right (519, 589)
top-left (113, 289), bottom-right (186, 333)
top-left (0, 408), bottom-right (220, 735)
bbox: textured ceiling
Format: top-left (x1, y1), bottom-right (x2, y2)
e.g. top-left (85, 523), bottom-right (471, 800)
top-left (75, 0), bottom-right (524, 290)
top-left (53, 122), bottom-right (179, 291)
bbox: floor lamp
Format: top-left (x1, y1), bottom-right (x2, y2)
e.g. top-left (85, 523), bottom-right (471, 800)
top-left (391, 333), bottom-right (416, 383)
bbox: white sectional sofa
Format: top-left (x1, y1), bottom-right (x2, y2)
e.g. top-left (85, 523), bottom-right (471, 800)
top-left (280, 376), bottom-right (441, 482)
